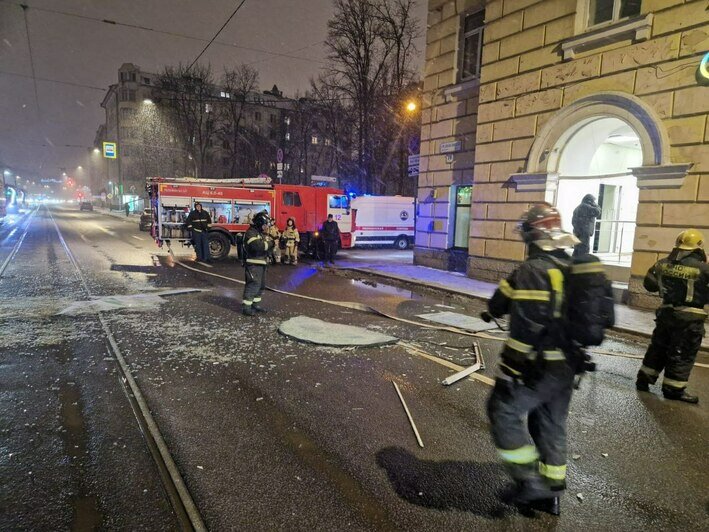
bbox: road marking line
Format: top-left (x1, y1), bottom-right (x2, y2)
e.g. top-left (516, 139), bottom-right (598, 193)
top-left (131, 235), bottom-right (145, 241)
top-left (91, 223), bottom-right (116, 236)
top-left (80, 233), bottom-right (90, 243)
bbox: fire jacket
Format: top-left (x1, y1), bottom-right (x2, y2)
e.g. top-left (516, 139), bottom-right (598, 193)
top-left (185, 209), bottom-right (212, 232)
top-left (321, 220), bottom-right (340, 241)
top-left (488, 246), bottom-right (571, 377)
top-left (644, 249), bottom-right (709, 321)
top-left (244, 226), bottom-right (273, 265)
top-left (283, 227), bottom-right (300, 244)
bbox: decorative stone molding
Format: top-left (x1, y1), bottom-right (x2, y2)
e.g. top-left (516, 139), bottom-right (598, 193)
top-left (509, 172), bottom-right (558, 192)
top-left (443, 78), bottom-right (480, 100)
top-left (561, 14), bottom-right (654, 61)
top-left (631, 164), bottom-right (694, 189)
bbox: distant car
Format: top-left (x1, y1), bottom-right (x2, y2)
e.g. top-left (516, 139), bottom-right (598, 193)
top-left (139, 208), bottom-right (153, 231)
top-left (79, 201), bottom-right (93, 211)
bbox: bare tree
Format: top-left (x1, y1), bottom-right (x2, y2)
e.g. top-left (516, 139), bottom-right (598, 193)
top-left (219, 64), bottom-right (259, 177)
top-left (158, 63), bottom-right (218, 178)
top-left (324, 0), bottom-right (420, 194)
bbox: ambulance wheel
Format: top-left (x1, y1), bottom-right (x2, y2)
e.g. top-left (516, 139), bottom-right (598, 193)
top-left (208, 232), bottom-right (231, 260)
top-left (394, 236), bottom-right (409, 250)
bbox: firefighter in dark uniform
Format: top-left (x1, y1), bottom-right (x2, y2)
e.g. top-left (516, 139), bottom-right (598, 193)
top-left (636, 229), bottom-right (708, 403)
top-left (185, 202), bottom-right (212, 263)
top-left (485, 203), bottom-right (579, 516)
top-left (242, 212), bottom-right (274, 316)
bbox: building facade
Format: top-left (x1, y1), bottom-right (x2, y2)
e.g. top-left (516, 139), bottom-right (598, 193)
top-left (418, 0), bottom-right (709, 308)
top-left (94, 63), bottom-right (342, 208)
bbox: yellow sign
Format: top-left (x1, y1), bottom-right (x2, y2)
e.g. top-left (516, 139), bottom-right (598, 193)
top-left (103, 142), bottom-right (117, 159)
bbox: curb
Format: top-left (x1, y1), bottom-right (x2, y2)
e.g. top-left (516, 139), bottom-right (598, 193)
top-left (338, 265), bottom-right (709, 352)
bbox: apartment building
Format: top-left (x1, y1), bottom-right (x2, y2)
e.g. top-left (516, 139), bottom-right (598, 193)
top-left (417, 0), bottom-right (709, 307)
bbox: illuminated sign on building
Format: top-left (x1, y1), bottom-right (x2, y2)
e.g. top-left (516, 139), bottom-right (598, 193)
top-left (699, 52), bottom-right (709, 85)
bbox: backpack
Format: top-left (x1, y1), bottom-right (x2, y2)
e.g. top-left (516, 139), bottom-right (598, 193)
top-left (564, 254), bottom-right (615, 346)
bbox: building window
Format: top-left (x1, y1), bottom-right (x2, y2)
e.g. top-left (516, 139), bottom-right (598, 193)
top-left (143, 77), bottom-right (151, 85)
top-left (460, 10), bottom-right (485, 81)
top-left (311, 135), bottom-right (319, 145)
top-left (587, 0), bottom-right (641, 27)
top-left (285, 132), bottom-right (291, 141)
top-left (269, 114), bottom-right (276, 124)
top-left (453, 185), bottom-right (472, 249)
top-left (254, 111), bottom-right (262, 121)
top-left (324, 138), bottom-right (331, 146)
top-left (120, 108), bottom-right (135, 120)
top-left (284, 116), bottom-right (291, 126)
top-left (120, 72), bottom-right (136, 82)
top-left (120, 89), bottom-right (136, 102)
top-left (205, 103), bottom-right (213, 114)
top-left (222, 139), bottom-right (230, 149)
top-left (220, 91), bottom-right (231, 98)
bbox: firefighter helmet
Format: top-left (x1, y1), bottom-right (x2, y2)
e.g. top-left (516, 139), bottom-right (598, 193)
top-left (252, 211), bottom-right (271, 228)
top-left (675, 228), bottom-right (705, 251)
top-left (517, 203), bottom-right (579, 250)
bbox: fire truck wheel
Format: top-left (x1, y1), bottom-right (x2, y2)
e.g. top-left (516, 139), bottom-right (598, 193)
top-left (394, 236), bottom-right (409, 250)
top-left (208, 232), bottom-right (231, 260)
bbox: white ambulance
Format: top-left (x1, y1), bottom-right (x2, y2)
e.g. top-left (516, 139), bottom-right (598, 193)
top-left (351, 195), bottom-right (415, 249)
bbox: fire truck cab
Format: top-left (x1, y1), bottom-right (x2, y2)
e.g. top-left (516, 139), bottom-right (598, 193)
top-left (147, 177), bottom-right (352, 261)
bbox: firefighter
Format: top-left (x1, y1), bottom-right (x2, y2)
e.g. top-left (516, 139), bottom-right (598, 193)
top-left (636, 229), bottom-right (708, 403)
top-left (571, 194), bottom-right (601, 256)
top-left (242, 211), bottom-right (273, 316)
top-left (267, 220), bottom-right (282, 265)
top-left (185, 202), bottom-right (212, 263)
top-left (485, 203), bottom-right (579, 516)
top-left (282, 217), bottom-right (300, 265)
top-left (321, 214), bottom-right (340, 264)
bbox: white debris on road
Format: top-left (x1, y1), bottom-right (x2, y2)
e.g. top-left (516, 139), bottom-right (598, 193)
top-left (57, 288), bottom-right (207, 316)
top-left (416, 311), bottom-right (499, 332)
top-left (279, 316), bottom-right (398, 347)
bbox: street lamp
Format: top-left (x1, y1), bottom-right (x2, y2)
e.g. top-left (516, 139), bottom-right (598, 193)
top-left (77, 165), bottom-right (83, 170)
top-left (93, 147), bottom-right (100, 154)
top-left (143, 98), bottom-right (154, 105)
top-left (405, 101), bottom-right (417, 113)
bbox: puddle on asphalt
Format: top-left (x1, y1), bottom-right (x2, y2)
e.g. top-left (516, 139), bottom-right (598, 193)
top-left (58, 382), bottom-right (104, 530)
top-left (349, 279), bottom-right (418, 299)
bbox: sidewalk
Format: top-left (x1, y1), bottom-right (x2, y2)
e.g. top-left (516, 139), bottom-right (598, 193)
top-left (95, 207), bottom-right (139, 224)
top-left (337, 261), bottom-right (709, 349)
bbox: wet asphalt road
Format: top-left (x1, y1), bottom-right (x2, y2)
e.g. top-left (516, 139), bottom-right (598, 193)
top-left (1, 206), bottom-right (707, 531)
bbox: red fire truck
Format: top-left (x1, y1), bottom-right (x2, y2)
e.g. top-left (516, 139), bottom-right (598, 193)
top-left (146, 177), bottom-right (352, 260)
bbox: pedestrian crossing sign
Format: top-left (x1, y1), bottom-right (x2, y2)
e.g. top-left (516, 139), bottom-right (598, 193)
top-left (103, 142), bottom-right (117, 159)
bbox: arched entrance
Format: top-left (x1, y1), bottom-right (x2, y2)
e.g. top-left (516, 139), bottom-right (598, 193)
top-left (549, 116), bottom-right (641, 266)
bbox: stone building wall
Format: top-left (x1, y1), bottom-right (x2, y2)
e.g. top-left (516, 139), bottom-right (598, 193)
top-left (466, 0), bottom-right (709, 307)
top-left (416, 0), bottom-right (486, 271)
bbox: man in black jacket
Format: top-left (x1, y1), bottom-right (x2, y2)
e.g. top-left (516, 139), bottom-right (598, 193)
top-left (185, 202), bottom-right (212, 262)
top-left (571, 194), bottom-right (601, 257)
top-left (321, 214), bottom-right (340, 264)
top-left (636, 229), bottom-right (708, 403)
top-left (242, 211), bottom-right (274, 316)
top-left (486, 203), bottom-right (579, 516)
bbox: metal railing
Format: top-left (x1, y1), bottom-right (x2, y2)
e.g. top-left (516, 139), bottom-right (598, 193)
top-left (592, 219), bottom-right (636, 264)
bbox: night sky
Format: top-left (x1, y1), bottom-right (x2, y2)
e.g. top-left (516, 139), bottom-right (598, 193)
top-left (0, 0), bottom-right (427, 181)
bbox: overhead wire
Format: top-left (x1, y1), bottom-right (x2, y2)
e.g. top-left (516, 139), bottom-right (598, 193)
top-left (2, 1), bottom-right (323, 66)
top-left (188, 0), bottom-right (248, 70)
